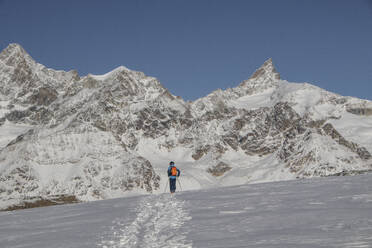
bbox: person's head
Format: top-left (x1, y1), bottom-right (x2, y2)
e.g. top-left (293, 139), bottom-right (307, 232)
top-left (169, 161), bottom-right (174, 166)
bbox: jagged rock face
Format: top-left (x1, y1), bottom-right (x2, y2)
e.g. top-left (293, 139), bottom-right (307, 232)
top-left (0, 44), bottom-right (78, 101)
top-left (190, 59), bottom-right (281, 117)
top-left (0, 43), bottom-right (371, 209)
top-left (28, 86), bottom-right (58, 106)
top-left (321, 123), bottom-right (371, 160)
top-left (0, 44), bottom-right (163, 207)
top-left (346, 107), bottom-right (372, 116)
top-left (277, 122), bottom-right (371, 177)
top-left (0, 126), bottom-right (160, 203)
top-left (250, 58), bottom-right (280, 80)
top-left (207, 162), bottom-right (232, 177)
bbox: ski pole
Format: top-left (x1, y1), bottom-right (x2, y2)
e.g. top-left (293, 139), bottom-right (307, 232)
top-left (163, 178), bottom-right (169, 193)
top-left (177, 178), bottom-right (183, 191)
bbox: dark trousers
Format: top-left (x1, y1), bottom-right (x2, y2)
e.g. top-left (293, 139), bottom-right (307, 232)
top-left (169, 178), bottom-right (176, 193)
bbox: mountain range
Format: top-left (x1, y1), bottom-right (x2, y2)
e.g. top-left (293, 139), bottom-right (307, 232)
top-left (0, 43), bottom-right (371, 209)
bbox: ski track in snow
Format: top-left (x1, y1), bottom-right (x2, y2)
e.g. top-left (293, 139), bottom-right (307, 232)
top-left (98, 194), bottom-right (192, 248)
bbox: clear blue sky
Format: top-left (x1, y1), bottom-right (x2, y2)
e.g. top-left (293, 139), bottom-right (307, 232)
top-left (1, 0), bottom-right (371, 101)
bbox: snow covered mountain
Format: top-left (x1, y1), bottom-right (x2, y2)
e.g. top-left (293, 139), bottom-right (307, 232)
top-left (0, 43), bottom-right (371, 209)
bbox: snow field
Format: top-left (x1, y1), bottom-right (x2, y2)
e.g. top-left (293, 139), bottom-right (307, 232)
top-left (99, 194), bottom-right (192, 248)
top-left (1, 174), bottom-right (372, 248)
top-left (180, 175), bottom-right (372, 248)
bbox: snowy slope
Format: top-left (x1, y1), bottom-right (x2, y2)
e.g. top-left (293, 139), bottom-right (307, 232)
top-left (0, 43), bottom-right (372, 210)
top-left (1, 174), bottom-right (372, 248)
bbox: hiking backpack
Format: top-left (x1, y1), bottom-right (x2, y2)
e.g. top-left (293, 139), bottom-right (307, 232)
top-left (171, 166), bottom-right (178, 176)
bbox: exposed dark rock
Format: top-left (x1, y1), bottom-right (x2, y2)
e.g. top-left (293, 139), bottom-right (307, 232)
top-left (83, 77), bottom-right (99, 89)
top-left (29, 107), bottom-right (54, 124)
top-left (192, 145), bottom-right (211, 160)
top-left (347, 108), bottom-right (372, 116)
top-left (28, 86), bottom-right (58, 106)
top-left (307, 119), bottom-right (326, 128)
top-left (322, 123), bottom-right (371, 160)
top-left (269, 102), bottom-right (302, 132)
top-left (328, 169), bottom-right (372, 177)
top-left (5, 110), bottom-right (30, 122)
top-left (207, 162), bottom-right (232, 177)
top-left (249, 58), bottom-right (280, 80)
top-left (2, 195), bottom-right (80, 211)
top-left (6, 129), bottom-right (34, 147)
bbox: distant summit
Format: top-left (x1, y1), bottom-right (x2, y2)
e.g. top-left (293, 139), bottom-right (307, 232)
top-left (1, 43), bottom-right (26, 56)
top-left (0, 43), bottom-right (36, 68)
top-left (249, 58), bottom-right (280, 81)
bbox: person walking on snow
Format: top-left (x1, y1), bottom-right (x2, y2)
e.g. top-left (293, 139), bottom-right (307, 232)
top-left (167, 161), bottom-right (180, 193)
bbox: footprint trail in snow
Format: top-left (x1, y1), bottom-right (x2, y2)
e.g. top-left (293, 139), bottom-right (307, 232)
top-left (98, 194), bottom-right (192, 248)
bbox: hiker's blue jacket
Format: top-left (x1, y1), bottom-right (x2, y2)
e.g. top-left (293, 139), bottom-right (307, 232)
top-left (167, 165), bottom-right (180, 179)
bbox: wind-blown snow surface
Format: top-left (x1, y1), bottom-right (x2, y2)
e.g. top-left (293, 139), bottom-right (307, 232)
top-left (1, 174), bottom-right (372, 248)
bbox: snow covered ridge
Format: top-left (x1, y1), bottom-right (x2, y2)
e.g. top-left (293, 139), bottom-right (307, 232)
top-left (0, 43), bottom-right (372, 210)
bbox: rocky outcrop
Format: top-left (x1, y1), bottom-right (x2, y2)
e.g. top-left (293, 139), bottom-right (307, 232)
top-left (28, 86), bottom-right (58, 106)
top-left (346, 108), bottom-right (372, 116)
top-left (321, 123), bottom-right (371, 160)
top-left (250, 58), bottom-right (280, 80)
top-left (207, 162), bottom-right (232, 177)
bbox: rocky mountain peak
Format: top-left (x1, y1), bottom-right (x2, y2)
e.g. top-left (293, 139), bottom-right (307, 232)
top-left (0, 43), bottom-right (35, 68)
top-left (249, 58), bottom-right (280, 81)
top-left (232, 58), bottom-right (281, 97)
top-left (1, 43), bottom-right (24, 55)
